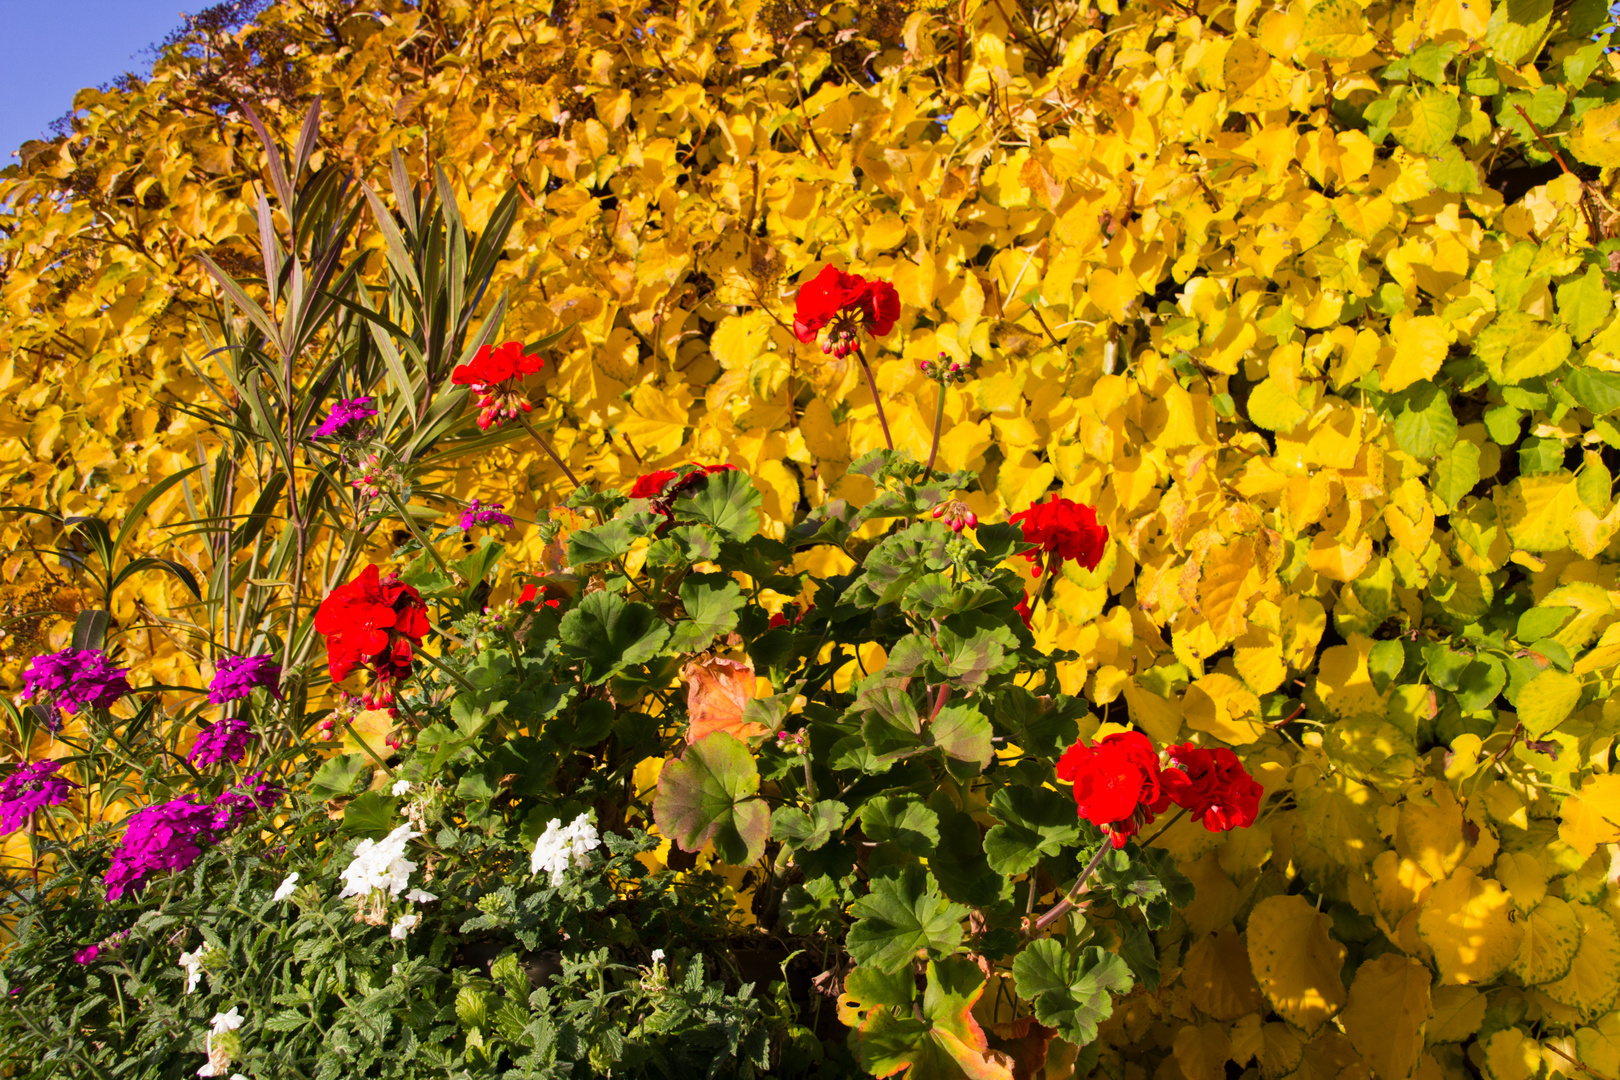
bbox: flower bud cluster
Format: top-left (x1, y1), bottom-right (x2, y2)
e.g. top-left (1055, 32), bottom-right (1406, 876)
top-left (931, 499), bottom-right (978, 533)
top-left (821, 323), bottom-right (862, 359)
top-left (775, 728), bottom-right (808, 756)
top-left (352, 452), bottom-right (405, 504)
top-left (471, 383), bottom-right (534, 430)
top-left (919, 351), bottom-right (971, 384)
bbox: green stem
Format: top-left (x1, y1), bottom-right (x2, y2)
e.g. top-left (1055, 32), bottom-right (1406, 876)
top-left (516, 411), bottom-right (584, 491)
top-left (925, 380), bottom-right (947, 473)
top-left (415, 646), bottom-right (478, 694)
top-left (856, 349), bottom-right (894, 452)
top-left (1030, 842), bottom-right (1112, 934)
top-left (385, 492), bottom-right (462, 588)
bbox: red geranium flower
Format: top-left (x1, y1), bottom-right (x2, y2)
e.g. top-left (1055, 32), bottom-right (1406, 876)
top-left (1010, 496), bottom-right (1109, 571)
top-left (627, 463), bottom-right (737, 521)
top-left (450, 341), bottom-right (545, 430)
top-left (1056, 731), bottom-right (1179, 847)
top-left (518, 583), bottom-right (562, 609)
top-left (793, 265), bottom-right (901, 354)
top-left (314, 565), bottom-right (431, 685)
top-left (1164, 744), bottom-right (1263, 832)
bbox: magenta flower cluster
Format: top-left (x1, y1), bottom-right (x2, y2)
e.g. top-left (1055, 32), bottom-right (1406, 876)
top-left (187, 718), bottom-right (259, 769)
top-left (0, 760), bottom-right (78, 834)
top-left (104, 776), bottom-right (282, 901)
top-left (313, 395), bottom-right (379, 438)
top-left (21, 648), bottom-right (130, 718)
top-left (208, 654), bottom-right (282, 704)
top-left (459, 499), bottom-right (514, 530)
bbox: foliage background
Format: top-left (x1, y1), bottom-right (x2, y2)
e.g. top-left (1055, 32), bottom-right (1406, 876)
top-left (4, 0), bottom-right (1620, 1079)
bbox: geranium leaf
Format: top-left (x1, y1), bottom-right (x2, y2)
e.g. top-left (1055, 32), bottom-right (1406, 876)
top-left (1011, 940), bottom-right (1134, 1047)
top-left (652, 732), bottom-right (769, 865)
top-left (558, 592), bottom-right (671, 683)
top-left (984, 786), bottom-right (1082, 876)
top-left (847, 866), bottom-right (968, 974)
top-left (861, 795), bottom-right (941, 855)
top-left (672, 470), bottom-right (761, 540)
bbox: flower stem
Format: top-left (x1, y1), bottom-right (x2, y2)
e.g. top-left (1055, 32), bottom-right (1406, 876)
top-left (1030, 842), bottom-right (1112, 934)
top-left (856, 349), bottom-right (895, 452)
top-left (415, 646), bottom-right (478, 694)
top-left (516, 412), bottom-right (584, 491)
top-left (925, 379), bottom-right (947, 473)
top-left (1138, 806), bottom-right (1188, 848)
top-left (385, 492), bottom-right (463, 588)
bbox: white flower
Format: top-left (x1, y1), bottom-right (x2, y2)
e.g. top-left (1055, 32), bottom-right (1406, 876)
top-left (197, 1007), bottom-right (244, 1077)
top-left (650, 949), bottom-right (665, 964)
top-left (210, 1007), bottom-right (244, 1035)
top-left (391, 779), bottom-right (413, 797)
top-left (529, 813), bottom-right (601, 887)
top-left (272, 872), bottom-right (300, 903)
top-left (338, 824), bottom-right (421, 899)
top-left (390, 913), bottom-right (421, 939)
top-left (405, 888), bottom-right (438, 903)
top-left (179, 947), bottom-right (206, 995)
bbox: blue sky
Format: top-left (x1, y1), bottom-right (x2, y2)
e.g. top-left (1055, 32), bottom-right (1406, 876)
top-left (1, 0), bottom-right (189, 160)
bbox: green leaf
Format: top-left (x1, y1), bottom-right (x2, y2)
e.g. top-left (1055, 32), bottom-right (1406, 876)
top-left (984, 785), bottom-right (1082, 876)
top-left (993, 687), bottom-right (1084, 762)
top-left (928, 797), bottom-right (1008, 908)
top-left (935, 619), bottom-right (1018, 688)
top-left (1483, 405), bottom-right (1523, 446)
top-left (1430, 145), bottom-right (1482, 194)
top-left (851, 959), bottom-right (1000, 1080)
top-left (1455, 655), bottom-right (1507, 713)
top-left (1120, 924), bottom-right (1162, 992)
top-left (773, 800), bottom-right (847, 852)
top-left (1565, 368), bottom-right (1620, 416)
top-left (1579, 454), bottom-right (1613, 515)
top-left (309, 754), bottom-right (368, 800)
top-left (672, 470), bottom-right (762, 540)
top-left (1425, 644), bottom-right (1475, 691)
top-left (453, 536), bottom-right (505, 592)
top-left (1431, 440), bottom-right (1482, 512)
top-left (566, 512), bottom-right (660, 564)
top-left (1486, 0), bottom-right (1553, 66)
top-left (558, 592), bottom-right (671, 683)
top-left (1012, 940), bottom-right (1134, 1046)
top-left (1368, 638), bottom-right (1407, 695)
top-left (1392, 384), bottom-right (1459, 460)
top-left (782, 875), bottom-right (844, 934)
top-left (1391, 87), bottom-right (1460, 155)
top-left (1558, 266), bottom-right (1613, 342)
top-left (652, 732), bottom-right (769, 865)
top-left (342, 791), bottom-right (399, 837)
top-left (1247, 377), bottom-right (1311, 432)
top-left (847, 866), bottom-right (969, 974)
top-left (669, 573), bottom-right (745, 652)
top-left (861, 795), bottom-right (941, 855)
top-left (1518, 606), bottom-right (1576, 642)
top-left (930, 703), bottom-right (994, 770)
top-left (1516, 670), bottom-right (1583, 738)
top-left (398, 552), bottom-right (454, 596)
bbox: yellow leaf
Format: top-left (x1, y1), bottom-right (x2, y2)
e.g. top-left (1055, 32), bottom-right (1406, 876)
top-left (1175, 1023), bottom-right (1233, 1080)
top-left (1484, 1029), bottom-right (1542, 1080)
top-left (1560, 775), bottom-right (1620, 860)
top-left (1576, 1012), bottom-right (1620, 1078)
top-left (1184, 929), bottom-right (1266, 1020)
top-left (1341, 954), bottom-right (1432, 1080)
top-left (1496, 852), bottom-right (1549, 910)
top-left (1428, 985), bottom-right (1487, 1043)
top-left (1397, 786), bottom-right (1467, 883)
top-left (1184, 672), bottom-right (1266, 745)
top-left (1517, 670), bottom-right (1584, 738)
top-left (1123, 677), bottom-right (1185, 745)
top-left (1246, 894), bottom-right (1348, 1034)
top-left (1513, 896), bottom-right (1583, 986)
top-left (1541, 904), bottom-right (1620, 1017)
top-left (1502, 475), bottom-right (1575, 552)
top-left (1381, 316), bottom-right (1448, 393)
top-left (1418, 869), bottom-right (1524, 985)
top-left (1315, 635), bottom-right (1391, 720)
top-left (1306, 532), bottom-right (1374, 582)
top-left (1570, 102), bottom-right (1620, 169)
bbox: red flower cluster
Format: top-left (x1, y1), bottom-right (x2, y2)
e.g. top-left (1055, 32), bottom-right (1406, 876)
top-left (1056, 732), bottom-right (1262, 847)
top-left (793, 265), bottom-right (901, 354)
top-left (1011, 496), bottom-right (1109, 571)
top-left (1164, 744), bottom-right (1263, 831)
top-left (627, 463), bottom-right (737, 520)
top-left (1057, 732), bottom-right (1172, 847)
top-left (518, 583), bottom-right (563, 609)
top-left (314, 565), bottom-right (431, 687)
top-left (450, 341), bottom-right (545, 430)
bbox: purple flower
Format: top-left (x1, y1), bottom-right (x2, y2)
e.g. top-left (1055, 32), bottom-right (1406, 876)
top-left (208, 773), bottom-right (284, 831)
top-left (73, 945), bottom-right (100, 964)
top-left (208, 655), bottom-right (282, 704)
top-left (459, 499), bottom-right (514, 530)
top-left (187, 718), bottom-right (259, 769)
top-left (313, 396), bottom-right (379, 439)
top-left (0, 760), bottom-right (78, 834)
top-left (104, 797), bottom-right (220, 901)
top-left (21, 648), bottom-right (130, 718)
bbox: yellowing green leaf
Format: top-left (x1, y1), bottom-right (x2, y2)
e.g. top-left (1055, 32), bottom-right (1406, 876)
top-left (1516, 670), bottom-right (1583, 738)
top-left (1341, 954), bottom-right (1432, 1080)
top-left (1511, 897), bottom-right (1582, 985)
top-left (1569, 101), bottom-right (1620, 169)
top-left (1541, 904), bottom-right (1620, 1017)
top-left (1418, 869), bottom-right (1524, 985)
top-left (1246, 894), bottom-right (1348, 1034)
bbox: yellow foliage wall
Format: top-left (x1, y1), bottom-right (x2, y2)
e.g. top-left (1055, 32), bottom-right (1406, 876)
top-left (4, 0), bottom-right (1620, 1078)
